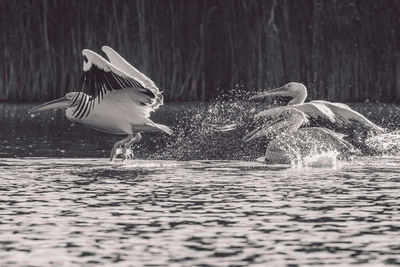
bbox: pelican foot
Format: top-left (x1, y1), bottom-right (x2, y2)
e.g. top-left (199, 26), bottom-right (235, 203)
top-left (112, 146), bottom-right (134, 162)
top-left (125, 147), bottom-right (134, 159)
top-left (110, 134), bottom-right (139, 162)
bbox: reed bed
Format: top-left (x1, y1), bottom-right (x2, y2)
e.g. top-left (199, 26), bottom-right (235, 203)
top-left (0, 0), bottom-right (399, 102)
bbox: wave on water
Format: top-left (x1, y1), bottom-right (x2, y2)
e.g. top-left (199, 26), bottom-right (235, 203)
top-left (113, 159), bottom-right (184, 169)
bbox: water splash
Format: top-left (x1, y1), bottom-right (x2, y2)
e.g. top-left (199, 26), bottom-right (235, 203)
top-left (365, 130), bottom-right (400, 156)
top-left (141, 101), bottom-right (398, 162)
top-left (152, 100), bottom-right (360, 163)
top-left (292, 150), bottom-right (340, 169)
top-left (157, 100), bottom-right (265, 160)
top-left (263, 128), bottom-right (356, 167)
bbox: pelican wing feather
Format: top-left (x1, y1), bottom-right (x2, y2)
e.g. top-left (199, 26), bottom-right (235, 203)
top-left (101, 46), bottom-right (163, 110)
top-left (245, 108), bottom-right (308, 142)
top-left (101, 46), bottom-right (159, 93)
top-left (72, 49), bottom-right (159, 119)
top-left (292, 127), bottom-right (356, 152)
top-left (310, 100), bottom-right (384, 133)
top-left (299, 102), bottom-right (336, 123)
top-left (254, 105), bottom-right (290, 120)
top-left (81, 49), bottom-right (154, 99)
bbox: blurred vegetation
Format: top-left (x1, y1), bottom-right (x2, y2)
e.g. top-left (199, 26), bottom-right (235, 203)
top-left (1, 0), bottom-right (399, 102)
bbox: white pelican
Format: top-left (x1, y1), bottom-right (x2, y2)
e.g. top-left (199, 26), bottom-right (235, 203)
top-left (29, 46), bottom-right (172, 161)
top-left (247, 82), bottom-right (384, 144)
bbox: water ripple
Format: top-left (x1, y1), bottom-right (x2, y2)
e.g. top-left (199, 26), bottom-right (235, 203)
top-left (1, 157), bottom-right (400, 266)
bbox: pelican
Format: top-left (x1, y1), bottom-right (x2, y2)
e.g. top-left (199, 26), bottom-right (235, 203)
top-left (29, 46), bottom-right (172, 161)
top-left (247, 82), bottom-right (384, 145)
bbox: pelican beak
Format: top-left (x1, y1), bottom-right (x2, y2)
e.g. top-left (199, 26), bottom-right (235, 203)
top-left (249, 86), bottom-right (289, 100)
top-left (29, 97), bottom-right (70, 114)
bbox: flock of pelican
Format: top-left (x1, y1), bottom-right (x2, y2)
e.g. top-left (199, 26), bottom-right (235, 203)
top-left (30, 47), bottom-right (383, 163)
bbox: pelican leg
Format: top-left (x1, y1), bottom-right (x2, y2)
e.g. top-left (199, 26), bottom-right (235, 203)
top-left (110, 134), bottom-right (133, 161)
top-left (122, 133), bottom-right (142, 160)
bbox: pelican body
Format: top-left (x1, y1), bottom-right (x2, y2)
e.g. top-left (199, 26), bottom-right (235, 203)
top-left (30, 46), bottom-right (172, 161)
top-left (247, 82), bottom-right (384, 146)
top-left (264, 127), bottom-right (357, 164)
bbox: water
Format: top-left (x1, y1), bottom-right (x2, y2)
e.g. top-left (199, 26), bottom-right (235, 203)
top-left (1, 103), bottom-right (400, 266)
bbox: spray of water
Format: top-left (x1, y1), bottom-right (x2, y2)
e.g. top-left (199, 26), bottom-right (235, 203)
top-left (139, 90), bottom-right (400, 163)
top-left (262, 127), bottom-right (356, 166)
top-left (292, 150), bottom-right (340, 169)
top-left (365, 130), bottom-right (400, 156)
top-left (158, 99), bottom-right (265, 160)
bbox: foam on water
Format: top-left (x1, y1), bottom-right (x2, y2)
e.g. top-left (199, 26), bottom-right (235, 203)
top-left (114, 159), bottom-right (184, 169)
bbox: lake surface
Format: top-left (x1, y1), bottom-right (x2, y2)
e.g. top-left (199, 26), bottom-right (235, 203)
top-left (1, 102), bottom-right (400, 266)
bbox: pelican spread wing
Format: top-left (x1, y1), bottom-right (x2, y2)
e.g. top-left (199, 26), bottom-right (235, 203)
top-left (310, 100), bottom-right (384, 133)
top-left (256, 102), bottom-right (335, 123)
top-left (255, 100), bottom-right (383, 135)
top-left (250, 82), bottom-right (384, 136)
top-left (254, 105), bottom-right (290, 120)
top-left (298, 127), bottom-right (355, 152)
top-left (301, 102), bottom-right (335, 123)
top-left (72, 49), bottom-right (158, 119)
top-left (244, 107), bottom-right (308, 142)
top-left (101, 46), bottom-right (164, 110)
top-left (101, 46), bottom-right (159, 93)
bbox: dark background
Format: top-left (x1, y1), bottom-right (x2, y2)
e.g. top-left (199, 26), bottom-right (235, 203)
top-left (1, 0), bottom-right (399, 102)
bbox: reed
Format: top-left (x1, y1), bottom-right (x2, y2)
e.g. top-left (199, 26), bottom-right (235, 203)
top-left (0, 0), bottom-right (399, 102)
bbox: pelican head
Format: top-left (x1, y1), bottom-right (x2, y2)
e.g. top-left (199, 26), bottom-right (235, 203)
top-left (29, 92), bottom-right (86, 114)
top-left (250, 82), bottom-right (307, 105)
